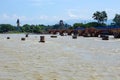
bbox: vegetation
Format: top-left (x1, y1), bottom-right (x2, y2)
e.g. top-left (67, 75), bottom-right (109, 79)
top-left (85, 22), bottom-right (106, 28)
top-left (0, 24), bottom-right (51, 34)
top-left (0, 11), bottom-right (120, 33)
top-left (0, 24), bottom-right (15, 33)
top-left (113, 14), bottom-right (120, 26)
top-left (92, 11), bottom-right (107, 24)
top-left (52, 20), bottom-right (71, 29)
top-left (73, 23), bottom-right (85, 29)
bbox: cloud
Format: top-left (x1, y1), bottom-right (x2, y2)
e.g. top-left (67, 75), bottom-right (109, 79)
top-left (67, 9), bottom-right (93, 20)
top-left (2, 14), bottom-right (10, 19)
top-left (68, 11), bottom-right (78, 18)
top-left (0, 14), bottom-right (62, 25)
top-left (0, 14), bottom-right (28, 25)
top-left (38, 15), bottom-right (49, 20)
top-left (67, 9), bottom-right (84, 19)
top-left (0, 11), bottom-right (92, 25)
top-left (105, 8), bottom-right (120, 19)
top-left (0, 14), bottom-right (27, 21)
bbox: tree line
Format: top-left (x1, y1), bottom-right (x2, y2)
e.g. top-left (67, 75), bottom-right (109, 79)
top-left (0, 11), bottom-right (120, 33)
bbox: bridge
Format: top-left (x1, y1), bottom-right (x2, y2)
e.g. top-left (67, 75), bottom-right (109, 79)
top-left (48, 26), bottom-right (120, 38)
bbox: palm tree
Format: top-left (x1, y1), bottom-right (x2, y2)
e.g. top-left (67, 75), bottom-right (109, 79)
top-left (113, 14), bottom-right (120, 26)
top-left (92, 11), bottom-right (107, 24)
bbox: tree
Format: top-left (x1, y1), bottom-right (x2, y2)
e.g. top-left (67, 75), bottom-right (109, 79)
top-left (0, 24), bottom-right (15, 33)
top-left (34, 25), bottom-right (45, 33)
top-left (64, 23), bottom-right (71, 29)
top-left (92, 11), bottom-right (107, 23)
top-left (113, 14), bottom-right (120, 26)
top-left (85, 22), bottom-right (106, 27)
top-left (33, 26), bottom-right (41, 33)
top-left (21, 24), bottom-right (46, 33)
top-left (52, 24), bottom-right (60, 29)
top-left (22, 24), bottom-right (31, 32)
top-left (73, 23), bottom-right (85, 29)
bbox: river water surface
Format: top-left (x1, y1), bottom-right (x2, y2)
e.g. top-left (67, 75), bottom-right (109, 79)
top-left (0, 34), bottom-right (120, 80)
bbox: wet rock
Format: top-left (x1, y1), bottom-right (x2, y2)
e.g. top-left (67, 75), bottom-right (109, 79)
top-left (21, 38), bottom-right (25, 41)
top-left (102, 35), bottom-right (109, 40)
top-left (100, 34), bottom-right (106, 38)
top-left (60, 33), bottom-right (64, 36)
top-left (51, 36), bottom-right (57, 38)
top-left (7, 37), bottom-right (10, 39)
top-left (72, 35), bottom-right (77, 39)
top-left (25, 34), bottom-right (29, 37)
top-left (113, 33), bottom-right (120, 38)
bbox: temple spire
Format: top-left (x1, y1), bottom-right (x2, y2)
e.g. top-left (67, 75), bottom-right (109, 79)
top-left (16, 19), bottom-right (20, 27)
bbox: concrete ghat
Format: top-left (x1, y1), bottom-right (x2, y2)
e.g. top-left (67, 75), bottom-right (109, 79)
top-left (0, 34), bottom-right (120, 80)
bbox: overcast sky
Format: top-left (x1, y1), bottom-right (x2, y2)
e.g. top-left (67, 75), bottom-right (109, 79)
top-left (0, 0), bottom-right (120, 25)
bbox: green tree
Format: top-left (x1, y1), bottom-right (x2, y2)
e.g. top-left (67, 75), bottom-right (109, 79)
top-left (85, 22), bottom-right (106, 27)
top-left (92, 11), bottom-right (107, 23)
top-left (33, 26), bottom-right (41, 33)
top-left (33, 25), bottom-right (45, 33)
top-left (22, 24), bottom-right (31, 32)
top-left (21, 24), bottom-right (47, 33)
top-left (113, 14), bottom-right (120, 26)
top-left (52, 24), bottom-right (60, 29)
top-left (73, 23), bottom-right (85, 29)
top-left (0, 24), bottom-right (15, 33)
top-left (64, 23), bottom-right (71, 29)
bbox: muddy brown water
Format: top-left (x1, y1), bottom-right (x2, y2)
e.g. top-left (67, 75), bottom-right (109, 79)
top-left (0, 34), bottom-right (120, 80)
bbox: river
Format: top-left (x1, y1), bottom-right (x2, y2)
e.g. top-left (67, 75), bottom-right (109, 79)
top-left (0, 34), bottom-right (120, 80)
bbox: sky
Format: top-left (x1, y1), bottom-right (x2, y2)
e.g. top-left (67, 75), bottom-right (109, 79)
top-left (0, 0), bottom-right (120, 25)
